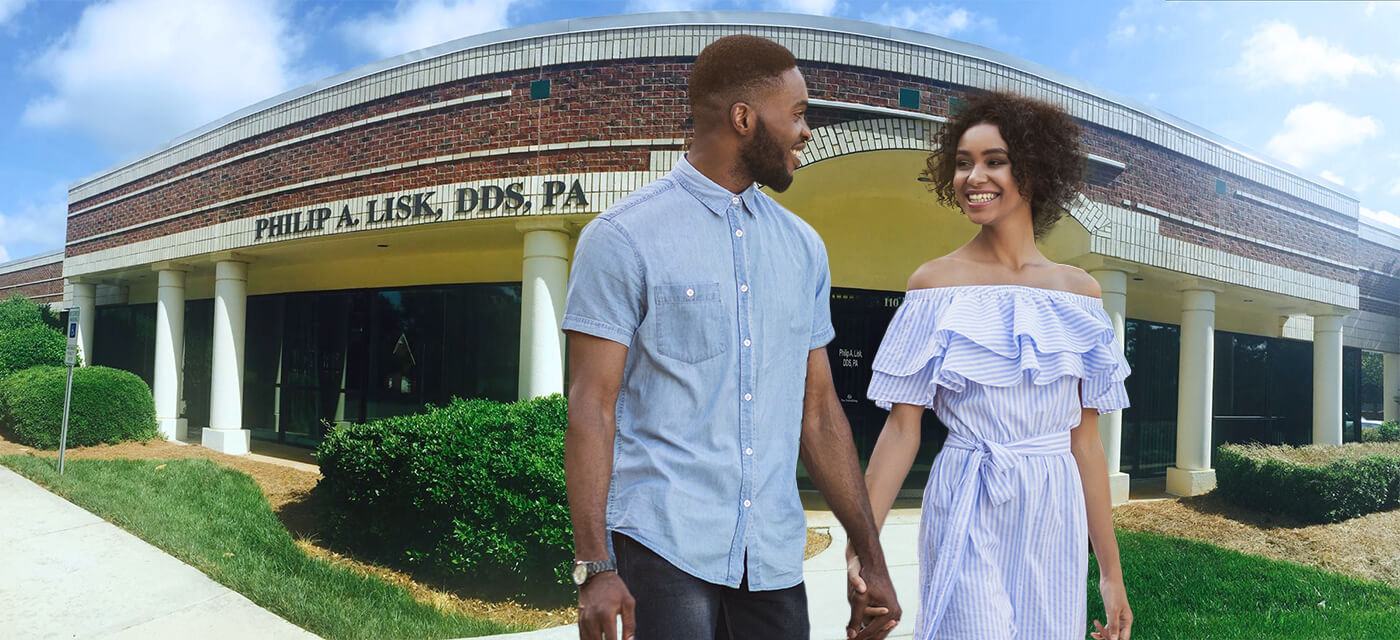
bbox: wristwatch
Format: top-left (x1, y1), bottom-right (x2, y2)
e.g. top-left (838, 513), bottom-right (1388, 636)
top-left (572, 559), bottom-right (617, 586)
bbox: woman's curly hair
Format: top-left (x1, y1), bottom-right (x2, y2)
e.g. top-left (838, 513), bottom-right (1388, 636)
top-left (925, 91), bottom-right (1085, 239)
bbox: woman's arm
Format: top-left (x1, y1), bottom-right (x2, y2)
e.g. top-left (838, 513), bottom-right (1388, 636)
top-left (1071, 407), bottom-right (1133, 640)
top-left (845, 403), bottom-right (924, 638)
top-left (862, 403), bottom-right (925, 530)
top-left (1070, 409), bottom-right (1119, 578)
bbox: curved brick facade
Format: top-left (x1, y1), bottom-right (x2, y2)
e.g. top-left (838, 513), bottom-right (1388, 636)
top-left (8, 12), bottom-right (1394, 464)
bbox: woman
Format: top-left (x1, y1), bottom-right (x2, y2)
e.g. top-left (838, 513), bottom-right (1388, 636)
top-left (848, 91), bottom-right (1134, 640)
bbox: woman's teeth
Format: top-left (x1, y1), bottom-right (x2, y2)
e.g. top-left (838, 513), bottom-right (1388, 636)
top-left (968, 193), bottom-right (998, 203)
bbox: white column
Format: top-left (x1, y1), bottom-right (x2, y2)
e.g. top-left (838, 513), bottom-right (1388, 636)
top-left (517, 221), bottom-right (571, 400)
top-left (1168, 285), bottom-right (1219, 497)
top-left (1385, 353), bottom-right (1399, 423)
top-left (153, 266), bottom-right (189, 441)
top-left (1090, 268), bottom-right (1131, 506)
top-left (203, 259), bottom-right (250, 455)
top-left (1312, 313), bottom-right (1345, 445)
top-left (71, 281), bottom-right (96, 367)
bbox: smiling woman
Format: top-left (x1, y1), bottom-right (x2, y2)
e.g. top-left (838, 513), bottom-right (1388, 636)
top-left (0, 11), bottom-right (1387, 517)
top-left (927, 90), bottom-right (1085, 239)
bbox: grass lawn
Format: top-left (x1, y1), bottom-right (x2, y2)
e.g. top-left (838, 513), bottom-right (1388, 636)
top-left (1091, 530), bottom-right (1400, 639)
top-left (1, 455), bottom-right (524, 640)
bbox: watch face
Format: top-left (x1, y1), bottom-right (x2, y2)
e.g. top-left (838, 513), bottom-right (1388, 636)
top-left (572, 562), bottom-right (588, 585)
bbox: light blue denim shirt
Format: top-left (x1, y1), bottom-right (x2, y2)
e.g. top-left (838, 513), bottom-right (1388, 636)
top-left (562, 156), bottom-right (834, 590)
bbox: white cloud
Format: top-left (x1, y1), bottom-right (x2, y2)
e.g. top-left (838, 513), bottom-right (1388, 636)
top-left (1361, 206), bottom-right (1400, 231)
top-left (1106, 0), bottom-right (1186, 45)
top-left (1319, 170), bottom-right (1346, 186)
top-left (22, 0), bottom-right (307, 156)
top-left (865, 3), bottom-right (992, 37)
top-left (1265, 102), bottom-right (1381, 168)
top-left (0, 189), bottom-right (67, 264)
top-left (340, 0), bottom-right (524, 59)
top-left (767, 0), bottom-right (838, 15)
top-left (1235, 22), bottom-right (1380, 87)
top-left (0, 0), bottom-right (30, 26)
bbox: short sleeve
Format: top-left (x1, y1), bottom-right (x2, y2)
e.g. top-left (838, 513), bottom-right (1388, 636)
top-left (1080, 338), bottom-right (1131, 415)
top-left (562, 218), bottom-right (645, 347)
top-left (1081, 377), bottom-right (1130, 414)
top-left (809, 238), bottom-right (835, 350)
top-left (865, 300), bottom-right (940, 410)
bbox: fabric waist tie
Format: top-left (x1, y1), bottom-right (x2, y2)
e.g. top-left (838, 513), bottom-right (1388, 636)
top-left (915, 430), bottom-right (1072, 638)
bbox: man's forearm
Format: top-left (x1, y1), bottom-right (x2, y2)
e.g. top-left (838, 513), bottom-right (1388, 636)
top-left (800, 398), bottom-right (886, 565)
top-left (565, 397), bottom-right (617, 561)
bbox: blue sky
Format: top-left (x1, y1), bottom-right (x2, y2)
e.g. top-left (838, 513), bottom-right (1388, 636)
top-left (1, 0), bottom-right (1397, 263)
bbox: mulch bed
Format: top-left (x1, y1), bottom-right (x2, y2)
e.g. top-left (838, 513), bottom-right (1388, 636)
top-left (1114, 493), bottom-right (1400, 588)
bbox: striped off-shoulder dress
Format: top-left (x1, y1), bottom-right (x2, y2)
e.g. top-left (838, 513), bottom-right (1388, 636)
top-left (867, 285), bottom-right (1131, 640)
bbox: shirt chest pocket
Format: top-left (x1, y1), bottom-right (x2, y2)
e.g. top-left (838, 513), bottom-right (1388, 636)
top-left (654, 283), bottom-right (728, 363)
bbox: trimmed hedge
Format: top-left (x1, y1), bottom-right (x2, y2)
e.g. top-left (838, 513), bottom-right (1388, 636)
top-left (315, 394), bottom-right (571, 592)
top-left (1216, 443), bottom-right (1400, 523)
top-left (1362, 421), bottom-right (1400, 443)
top-left (0, 325), bottom-right (68, 378)
top-left (0, 365), bottom-right (158, 449)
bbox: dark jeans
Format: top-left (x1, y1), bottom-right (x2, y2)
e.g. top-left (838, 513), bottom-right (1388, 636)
top-left (612, 532), bottom-right (809, 640)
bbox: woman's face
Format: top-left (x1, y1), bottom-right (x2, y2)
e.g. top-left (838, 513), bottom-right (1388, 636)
top-left (953, 123), bottom-right (1030, 229)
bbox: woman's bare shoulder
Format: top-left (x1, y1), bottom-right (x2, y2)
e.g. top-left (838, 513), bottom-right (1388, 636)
top-left (1054, 264), bottom-right (1103, 299)
top-left (906, 255), bottom-right (977, 291)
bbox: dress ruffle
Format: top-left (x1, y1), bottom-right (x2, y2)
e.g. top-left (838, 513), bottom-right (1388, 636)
top-left (867, 286), bottom-right (1131, 413)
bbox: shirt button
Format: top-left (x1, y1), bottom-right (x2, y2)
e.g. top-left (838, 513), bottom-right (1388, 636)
top-left (731, 196), bottom-right (740, 205)
top-left (685, 288), bottom-right (694, 297)
top-left (744, 393), bottom-right (753, 401)
top-left (739, 284), bottom-right (749, 293)
top-left (745, 447), bottom-right (754, 456)
top-left (743, 499), bottom-right (752, 508)
top-left (735, 229), bottom-right (744, 238)
top-left (743, 338), bottom-right (752, 347)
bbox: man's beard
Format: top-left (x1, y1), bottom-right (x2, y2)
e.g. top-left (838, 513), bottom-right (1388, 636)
top-left (739, 118), bottom-right (795, 193)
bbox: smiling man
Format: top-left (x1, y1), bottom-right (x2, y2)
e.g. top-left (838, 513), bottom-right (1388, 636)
top-left (562, 34), bottom-right (901, 640)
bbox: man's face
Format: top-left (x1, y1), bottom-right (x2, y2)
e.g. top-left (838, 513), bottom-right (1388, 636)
top-left (739, 67), bottom-right (811, 193)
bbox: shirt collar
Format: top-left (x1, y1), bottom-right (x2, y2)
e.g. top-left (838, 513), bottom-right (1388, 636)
top-left (672, 154), bottom-right (762, 217)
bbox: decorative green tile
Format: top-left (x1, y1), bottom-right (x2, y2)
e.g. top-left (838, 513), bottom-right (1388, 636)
top-left (899, 87), bottom-right (920, 109)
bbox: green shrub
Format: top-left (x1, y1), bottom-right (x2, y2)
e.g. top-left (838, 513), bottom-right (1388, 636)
top-left (316, 394), bottom-right (571, 593)
top-left (0, 365), bottom-right (158, 449)
top-left (0, 325), bottom-right (69, 378)
top-left (0, 295), bottom-right (55, 333)
top-left (1362, 421), bottom-right (1400, 443)
top-left (1216, 443), bottom-right (1400, 523)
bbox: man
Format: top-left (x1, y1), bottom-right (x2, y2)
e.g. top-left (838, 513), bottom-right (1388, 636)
top-left (562, 35), bottom-right (901, 640)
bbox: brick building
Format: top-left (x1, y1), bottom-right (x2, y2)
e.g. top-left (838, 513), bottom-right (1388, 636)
top-left (1, 12), bottom-right (1396, 502)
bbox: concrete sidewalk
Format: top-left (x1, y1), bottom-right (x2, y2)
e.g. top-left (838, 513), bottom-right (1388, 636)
top-left (0, 464), bottom-right (321, 640)
top-left (471, 510), bottom-right (924, 640)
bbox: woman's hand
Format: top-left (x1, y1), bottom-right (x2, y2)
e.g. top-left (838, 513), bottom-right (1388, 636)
top-left (1090, 575), bottom-right (1132, 640)
top-left (844, 545), bottom-right (895, 639)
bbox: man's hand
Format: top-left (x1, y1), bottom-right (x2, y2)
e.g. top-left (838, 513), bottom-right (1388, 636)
top-left (845, 552), bottom-right (901, 640)
top-left (577, 573), bottom-right (635, 640)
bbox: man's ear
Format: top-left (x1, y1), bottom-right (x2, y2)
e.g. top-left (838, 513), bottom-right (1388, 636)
top-left (730, 102), bottom-right (755, 137)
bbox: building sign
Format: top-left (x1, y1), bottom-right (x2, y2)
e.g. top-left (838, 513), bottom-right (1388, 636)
top-left (253, 178), bottom-right (589, 242)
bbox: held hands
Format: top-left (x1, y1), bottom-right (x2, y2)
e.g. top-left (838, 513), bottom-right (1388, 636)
top-left (844, 546), bottom-right (902, 640)
top-left (577, 572), bottom-right (635, 640)
top-left (1089, 575), bottom-right (1133, 640)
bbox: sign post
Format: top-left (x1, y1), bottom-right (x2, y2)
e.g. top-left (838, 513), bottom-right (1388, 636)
top-left (58, 307), bottom-right (79, 475)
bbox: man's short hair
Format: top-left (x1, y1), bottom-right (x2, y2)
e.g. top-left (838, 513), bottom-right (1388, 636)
top-left (688, 35), bottom-right (797, 126)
